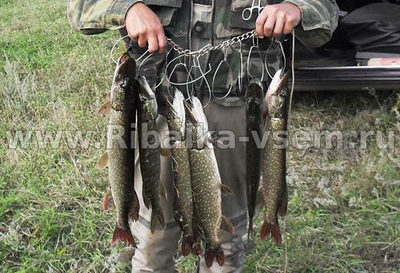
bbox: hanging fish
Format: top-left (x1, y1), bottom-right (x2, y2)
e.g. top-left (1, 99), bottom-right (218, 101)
top-left (260, 69), bottom-right (289, 244)
top-left (97, 52), bottom-right (140, 247)
top-left (186, 96), bottom-right (234, 268)
top-left (137, 76), bottom-right (166, 234)
top-left (166, 89), bottom-right (200, 256)
top-left (245, 78), bottom-right (264, 238)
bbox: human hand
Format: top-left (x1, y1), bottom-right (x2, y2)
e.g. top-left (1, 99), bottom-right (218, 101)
top-left (125, 2), bottom-right (167, 53)
top-left (255, 3), bottom-right (301, 37)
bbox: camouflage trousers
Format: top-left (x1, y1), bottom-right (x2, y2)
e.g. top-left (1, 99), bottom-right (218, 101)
top-left (130, 97), bottom-right (248, 273)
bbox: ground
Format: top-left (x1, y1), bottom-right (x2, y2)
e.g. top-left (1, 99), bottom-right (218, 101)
top-left (0, 0), bottom-right (399, 272)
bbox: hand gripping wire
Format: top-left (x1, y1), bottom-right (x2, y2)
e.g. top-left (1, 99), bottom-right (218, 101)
top-left (211, 46), bottom-right (234, 100)
top-left (265, 36), bottom-right (287, 80)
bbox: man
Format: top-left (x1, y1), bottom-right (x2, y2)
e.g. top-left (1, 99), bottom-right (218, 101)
top-left (68, 0), bottom-right (339, 272)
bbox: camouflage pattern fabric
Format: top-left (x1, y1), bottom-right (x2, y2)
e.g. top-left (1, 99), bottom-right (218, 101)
top-left (67, 0), bottom-right (339, 106)
top-left (67, 0), bottom-right (339, 47)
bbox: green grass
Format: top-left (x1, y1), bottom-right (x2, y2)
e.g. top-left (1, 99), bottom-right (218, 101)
top-left (1, 0), bottom-right (400, 272)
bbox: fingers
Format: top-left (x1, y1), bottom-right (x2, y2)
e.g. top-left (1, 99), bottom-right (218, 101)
top-left (255, 11), bottom-right (268, 37)
top-left (283, 16), bottom-right (296, 34)
top-left (129, 28), bottom-right (166, 53)
top-left (137, 34), bottom-right (148, 48)
top-left (255, 3), bottom-right (301, 37)
top-left (158, 31), bottom-right (167, 53)
top-left (273, 12), bottom-right (285, 37)
top-left (147, 35), bottom-right (159, 53)
top-left (263, 13), bottom-right (276, 37)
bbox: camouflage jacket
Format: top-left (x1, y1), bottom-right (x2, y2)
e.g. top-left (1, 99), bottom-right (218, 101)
top-left (68, 0), bottom-right (339, 106)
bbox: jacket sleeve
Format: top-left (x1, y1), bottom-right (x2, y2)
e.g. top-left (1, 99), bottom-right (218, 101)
top-left (67, 0), bottom-right (142, 35)
top-left (283, 0), bottom-right (340, 48)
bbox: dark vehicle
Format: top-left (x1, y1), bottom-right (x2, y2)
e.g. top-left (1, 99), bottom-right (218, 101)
top-left (295, 0), bottom-right (400, 92)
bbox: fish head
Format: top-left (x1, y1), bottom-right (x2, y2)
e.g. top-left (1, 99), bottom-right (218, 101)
top-left (167, 89), bottom-right (186, 139)
top-left (186, 96), bottom-right (209, 149)
top-left (138, 76), bottom-right (158, 120)
top-left (245, 78), bottom-right (264, 103)
top-left (268, 94), bottom-right (286, 118)
top-left (110, 53), bottom-right (137, 110)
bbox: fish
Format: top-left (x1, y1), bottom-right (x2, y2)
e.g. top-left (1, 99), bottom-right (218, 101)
top-left (166, 89), bottom-right (198, 256)
top-left (186, 96), bottom-right (234, 268)
top-left (137, 76), bottom-right (166, 234)
top-left (97, 52), bottom-right (140, 247)
top-left (260, 69), bottom-right (289, 244)
top-left (245, 78), bottom-right (265, 238)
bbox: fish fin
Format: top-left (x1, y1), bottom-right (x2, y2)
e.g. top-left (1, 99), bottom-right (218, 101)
top-left (160, 182), bottom-right (168, 200)
top-left (110, 225), bottom-right (136, 248)
top-left (182, 235), bottom-right (195, 256)
top-left (209, 134), bottom-right (229, 149)
top-left (192, 237), bottom-right (203, 255)
top-left (129, 191), bottom-right (140, 221)
top-left (256, 191), bottom-right (264, 211)
top-left (205, 245), bottom-right (225, 268)
top-left (248, 217), bottom-right (254, 238)
top-left (97, 152), bottom-right (109, 170)
top-left (220, 184), bottom-right (234, 196)
top-left (102, 187), bottom-right (113, 210)
top-left (260, 221), bottom-right (282, 244)
top-left (160, 148), bottom-right (170, 157)
top-left (98, 100), bottom-right (112, 116)
top-left (279, 184), bottom-right (288, 217)
top-left (142, 191), bottom-right (151, 209)
top-left (150, 208), bottom-right (166, 234)
top-left (221, 215), bottom-right (235, 235)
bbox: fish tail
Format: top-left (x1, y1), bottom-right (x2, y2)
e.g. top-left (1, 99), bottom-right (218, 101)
top-left (279, 184), bottom-right (288, 217)
top-left (260, 221), bottom-right (282, 244)
top-left (110, 225), bottom-right (136, 248)
top-left (150, 208), bottom-right (166, 234)
top-left (205, 245), bottom-right (225, 268)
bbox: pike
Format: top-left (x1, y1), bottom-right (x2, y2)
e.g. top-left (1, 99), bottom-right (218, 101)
top-left (186, 96), bottom-right (234, 268)
top-left (97, 53), bottom-right (140, 247)
top-left (260, 69), bottom-right (289, 244)
top-left (245, 78), bottom-right (264, 238)
top-left (137, 76), bottom-right (166, 233)
top-left (166, 89), bottom-right (199, 256)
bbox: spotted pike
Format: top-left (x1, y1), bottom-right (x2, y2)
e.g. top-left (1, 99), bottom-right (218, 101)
top-left (245, 78), bottom-right (264, 237)
top-left (97, 53), bottom-right (140, 247)
top-left (260, 69), bottom-right (289, 244)
top-left (187, 96), bottom-right (234, 268)
top-left (166, 89), bottom-right (199, 256)
top-left (137, 76), bottom-right (166, 233)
